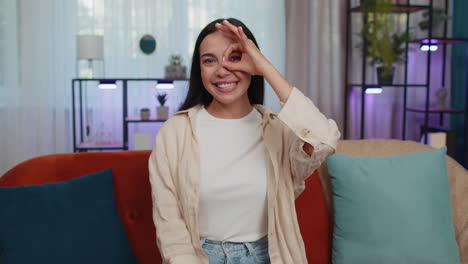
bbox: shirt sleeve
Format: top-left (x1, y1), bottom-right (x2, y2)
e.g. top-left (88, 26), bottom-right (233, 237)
top-left (277, 87), bottom-right (341, 198)
top-left (148, 127), bottom-right (202, 264)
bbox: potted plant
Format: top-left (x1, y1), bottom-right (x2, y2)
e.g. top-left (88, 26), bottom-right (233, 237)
top-left (368, 31), bottom-right (409, 85)
top-left (140, 107), bottom-right (150, 120)
top-left (360, 0), bottom-right (410, 85)
top-left (156, 93), bottom-right (168, 120)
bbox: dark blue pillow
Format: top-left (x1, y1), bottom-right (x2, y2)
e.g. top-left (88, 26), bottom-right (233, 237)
top-left (0, 169), bottom-right (138, 264)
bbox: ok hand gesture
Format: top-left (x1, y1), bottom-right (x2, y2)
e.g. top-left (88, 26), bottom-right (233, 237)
top-left (215, 20), bottom-right (271, 77)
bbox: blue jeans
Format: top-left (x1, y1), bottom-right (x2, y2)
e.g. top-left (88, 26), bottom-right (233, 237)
top-left (199, 235), bottom-right (271, 264)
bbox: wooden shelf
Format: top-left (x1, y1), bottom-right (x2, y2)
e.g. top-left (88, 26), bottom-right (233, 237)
top-left (350, 4), bottom-right (429, 13)
top-left (406, 107), bottom-right (464, 114)
top-left (349, 84), bottom-right (427, 88)
top-left (411, 38), bottom-right (468, 44)
top-left (73, 78), bottom-right (189, 81)
top-left (77, 141), bottom-right (124, 150)
top-left (125, 117), bottom-right (168, 123)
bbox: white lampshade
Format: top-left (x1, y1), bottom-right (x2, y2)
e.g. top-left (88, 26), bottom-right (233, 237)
top-left (77, 35), bottom-right (104, 60)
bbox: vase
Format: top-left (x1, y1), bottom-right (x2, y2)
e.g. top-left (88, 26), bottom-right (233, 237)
top-left (377, 66), bottom-right (395, 86)
top-left (157, 106), bottom-right (169, 120)
top-left (140, 109), bottom-right (150, 120)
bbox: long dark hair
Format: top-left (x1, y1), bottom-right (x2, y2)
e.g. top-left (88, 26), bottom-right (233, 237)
top-left (178, 18), bottom-right (264, 111)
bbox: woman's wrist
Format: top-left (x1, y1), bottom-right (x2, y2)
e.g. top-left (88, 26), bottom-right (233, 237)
top-left (261, 63), bottom-right (293, 104)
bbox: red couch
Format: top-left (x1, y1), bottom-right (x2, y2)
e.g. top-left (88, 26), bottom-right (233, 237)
top-left (0, 151), bottom-right (331, 264)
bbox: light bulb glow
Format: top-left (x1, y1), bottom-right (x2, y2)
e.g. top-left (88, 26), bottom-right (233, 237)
top-left (365, 88), bottom-right (383, 94)
top-left (156, 83), bottom-right (175, 89)
top-left (98, 81), bottom-right (117, 89)
top-left (420, 44), bottom-right (438, 52)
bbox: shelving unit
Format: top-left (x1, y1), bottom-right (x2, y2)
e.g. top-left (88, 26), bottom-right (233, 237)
top-left (72, 78), bottom-right (189, 152)
top-left (349, 4), bottom-right (429, 13)
top-left (410, 38), bottom-right (468, 44)
top-left (343, 0), bottom-right (466, 163)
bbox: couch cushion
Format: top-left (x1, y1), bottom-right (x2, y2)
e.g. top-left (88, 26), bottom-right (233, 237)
top-left (0, 169), bottom-right (138, 264)
top-left (318, 139), bottom-right (468, 263)
top-left (0, 150), bottom-right (159, 264)
top-left (326, 147), bottom-right (460, 263)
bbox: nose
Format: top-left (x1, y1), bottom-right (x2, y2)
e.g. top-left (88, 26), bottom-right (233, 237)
top-left (215, 63), bottom-right (231, 78)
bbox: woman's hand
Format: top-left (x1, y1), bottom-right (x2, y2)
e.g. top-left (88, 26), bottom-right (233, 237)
top-left (216, 20), bottom-right (293, 103)
top-left (215, 20), bottom-right (271, 76)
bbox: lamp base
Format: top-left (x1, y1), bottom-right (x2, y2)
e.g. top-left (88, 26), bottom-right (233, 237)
top-left (77, 59), bottom-right (104, 79)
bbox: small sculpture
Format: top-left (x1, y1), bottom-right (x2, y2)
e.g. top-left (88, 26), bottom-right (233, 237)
top-left (435, 88), bottom-right (448, 109)
top-left (165, 55), bottom-right (187, 79)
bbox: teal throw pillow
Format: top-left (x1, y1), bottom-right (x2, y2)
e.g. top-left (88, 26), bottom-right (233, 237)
top-left (327, 147), bottom-right (460, 264)
top-left (0, 169), bottom-right (138, 264)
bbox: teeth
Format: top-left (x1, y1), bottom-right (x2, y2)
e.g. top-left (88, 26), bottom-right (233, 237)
top-left (217, 82), bottom-right (236, 89)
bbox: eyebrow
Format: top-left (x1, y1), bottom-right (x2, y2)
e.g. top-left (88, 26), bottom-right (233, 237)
top-left (200, 50), bottom-right (241, 59)
top-left (200, 53), bottom-right (216, 58)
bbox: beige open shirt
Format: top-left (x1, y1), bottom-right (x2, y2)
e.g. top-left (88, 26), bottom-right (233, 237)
top-left (149, 87), bottom-right (341, 264)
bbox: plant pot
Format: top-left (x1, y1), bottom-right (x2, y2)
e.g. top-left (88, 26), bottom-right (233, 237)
top-left (377, 66), bottom-right (395, 85)
top-left (157, 106), bottom-right (169, 120)
top-left (140, 109), bottom-right (150, 120)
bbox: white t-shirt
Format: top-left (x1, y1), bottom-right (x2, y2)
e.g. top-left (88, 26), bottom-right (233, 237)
top-left (196, 105), bottom-right (268, 242)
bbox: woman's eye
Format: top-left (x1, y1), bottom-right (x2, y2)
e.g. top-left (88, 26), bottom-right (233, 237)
top-left (203, 58), bottom-right (215, 64)
top-left (230, 55), bottom-right (241, 62)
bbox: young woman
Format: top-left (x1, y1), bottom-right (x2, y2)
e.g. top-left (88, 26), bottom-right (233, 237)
top-left (149, 18), bottom-right (340, 264)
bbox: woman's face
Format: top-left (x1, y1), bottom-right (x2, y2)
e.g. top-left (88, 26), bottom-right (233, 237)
top-left (199, 30), bottom-right (251, 106)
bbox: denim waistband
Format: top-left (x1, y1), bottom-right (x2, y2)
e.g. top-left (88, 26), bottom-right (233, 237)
top-left (200, 236), bottom-right (270, 264)
top-left (200, 235), bottom-right (268, 245)
top-left (199, 235), bottom-right (268, 250)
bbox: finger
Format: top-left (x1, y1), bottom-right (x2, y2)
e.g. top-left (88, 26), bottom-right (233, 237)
top-left (222, 45), bottom-right (233, 63)
top-left (215, 22), bottom-right (241, 42)
top-left (235, 27), bottom-right (245, 42)
top-left (223, 53), bottom-right (254, 75)
top-left (215, 22), bottom-right (235, 36)
top-left (222, 60), bottom-right (245, 72)
top-left (215, 22), bottom-right (228, 32)
top-left (238, 26), bottom-right (249, 41)
top-left (222, 43), bottom-right (242, 62)
top-left (222, 20), bottom-right (243, 40)
top-left (215, 22), bottom-right (232, 35)
top-left (238, 27), bottom-right (257, 52)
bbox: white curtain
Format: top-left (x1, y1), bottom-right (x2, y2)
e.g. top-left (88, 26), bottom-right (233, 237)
top-left (0, 0), bottom-right (77, 176)
top-left (285, 0), bottom-right (346, 133)
top-left (0, 0), bottom-right (285, 175)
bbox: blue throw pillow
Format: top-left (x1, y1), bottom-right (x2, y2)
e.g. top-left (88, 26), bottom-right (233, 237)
top-left (0, 169), bottom-right (138, 264)
top-left (327, 147), bottom-right (461, 264)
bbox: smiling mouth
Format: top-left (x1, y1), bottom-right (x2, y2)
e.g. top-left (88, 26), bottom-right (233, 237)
top-left (214, 81), bottom-right (239, 92)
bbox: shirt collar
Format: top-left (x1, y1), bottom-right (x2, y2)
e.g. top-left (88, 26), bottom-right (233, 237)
top-left (174, 104), bottom-right (277, 124)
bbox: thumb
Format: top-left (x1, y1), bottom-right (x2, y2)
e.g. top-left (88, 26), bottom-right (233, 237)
top-left (222, 58), bottom-right (245, 72)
